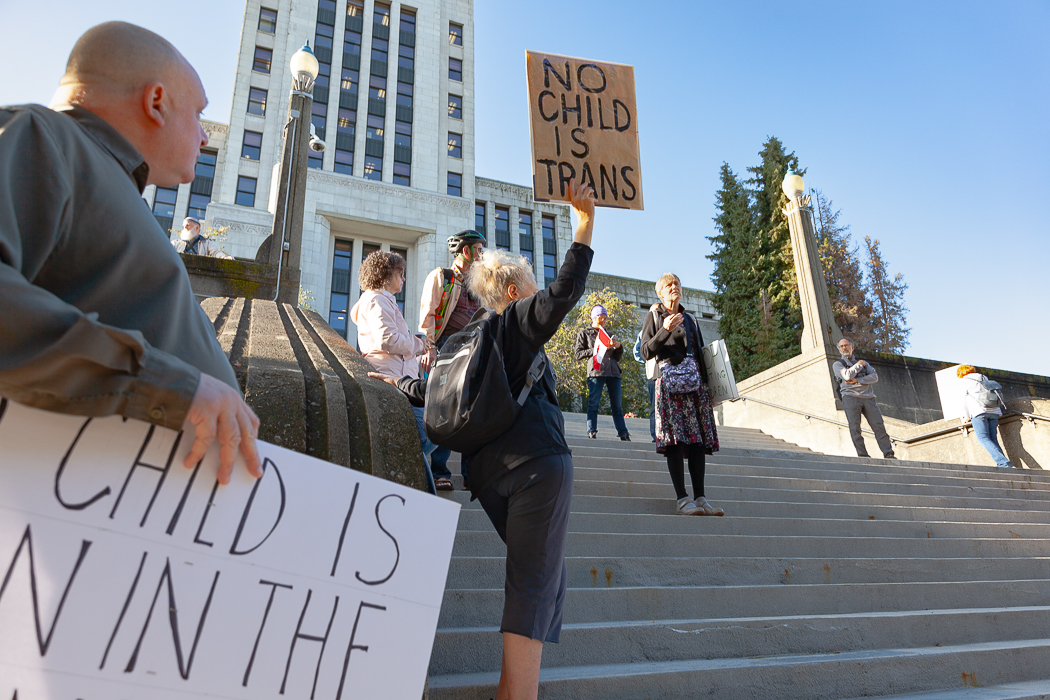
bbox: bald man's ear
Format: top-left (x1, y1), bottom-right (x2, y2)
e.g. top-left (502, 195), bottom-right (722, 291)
top-left (142, 81), bottom-right (167, 127)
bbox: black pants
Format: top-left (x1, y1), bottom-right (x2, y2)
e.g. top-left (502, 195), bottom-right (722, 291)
top-left (664, 442), bottom-right (706, 501)
top-left (476, 453), bottom-right (573, 643)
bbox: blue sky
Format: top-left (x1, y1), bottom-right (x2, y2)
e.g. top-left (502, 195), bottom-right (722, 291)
top-left (1, 1), bottom-right (1046, 376)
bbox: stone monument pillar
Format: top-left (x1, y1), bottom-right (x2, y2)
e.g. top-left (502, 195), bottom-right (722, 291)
top-left (781, 170), bottom-right (843, 353)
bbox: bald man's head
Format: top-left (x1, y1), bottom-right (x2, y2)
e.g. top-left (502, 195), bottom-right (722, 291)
top-left (52, 21), bottom-right (209, 187)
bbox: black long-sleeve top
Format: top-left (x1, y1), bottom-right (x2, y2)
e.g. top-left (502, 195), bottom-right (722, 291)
top-left (396, 242), bottom-right (593, 498)
top-left (573, 326), bottom-right (623, 378)
top-left (639, 304), bottom-right (707, 384)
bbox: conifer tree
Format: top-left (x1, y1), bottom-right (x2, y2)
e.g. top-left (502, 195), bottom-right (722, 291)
top-left (745, 136), bottom-right (803, 370)
top-left (812, 190), bottom-right (876, 349)
top-left (863, 236), bottom-right (911, 354)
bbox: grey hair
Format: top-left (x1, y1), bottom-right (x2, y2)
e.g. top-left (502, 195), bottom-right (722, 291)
top-left (466, 249), bottom-right (535, 311)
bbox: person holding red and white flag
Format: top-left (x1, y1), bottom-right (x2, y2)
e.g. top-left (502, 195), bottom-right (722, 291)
top-left (574, 305), bottom-right (631, 440)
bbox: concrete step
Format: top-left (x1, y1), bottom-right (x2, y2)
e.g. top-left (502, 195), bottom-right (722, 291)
top-left (452, 508), bottom-right (1050, 540)
top-left (429, 639), bottom-right (1050, 700)
top-left (437, 579), bottom-right (1050, 628)
top-left (431, 605), bottom-right (1050, 674)
top-left (439, 490), bottom-right (1050, 524)
top-left (842, 679), bottom-right (1050, 699)
top-left (444, 555), bottom-right (1050, 589)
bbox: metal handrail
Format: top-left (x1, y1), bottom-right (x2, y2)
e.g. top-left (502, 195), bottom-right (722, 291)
top-left (729, 396), bottom-right (1049, 446)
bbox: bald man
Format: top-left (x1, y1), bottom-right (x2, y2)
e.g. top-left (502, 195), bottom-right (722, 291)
top-left (0, 22), bottom-right (261, 485)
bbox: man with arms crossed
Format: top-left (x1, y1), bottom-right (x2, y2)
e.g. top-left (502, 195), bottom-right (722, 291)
top-left (0, 22), bottom-right (260, 484)
top-left (833, 337), bottom-right (896, 459)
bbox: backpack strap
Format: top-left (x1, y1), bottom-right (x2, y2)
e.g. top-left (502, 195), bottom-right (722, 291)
top-left (516, 351), bottom-right (547, 406)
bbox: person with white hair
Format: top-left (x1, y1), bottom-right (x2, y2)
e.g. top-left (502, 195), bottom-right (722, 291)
top-left (171, 217), bottom-right (232, 258)
top-left (371, 180), bottom-right (597, 700)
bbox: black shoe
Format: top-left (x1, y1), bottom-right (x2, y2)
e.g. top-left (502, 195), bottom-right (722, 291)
top-left (619, 433), bottom-right (631, 441)
top-left (884, 453), bottom-right (896, 459)
top-left (587, 431), bottom-right (597, 439)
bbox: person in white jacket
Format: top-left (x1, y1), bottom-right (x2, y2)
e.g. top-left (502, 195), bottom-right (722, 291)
top-left (350, 250), bottom-right (437, 487)
top-left (957, 364), bottom-right (1014, 468)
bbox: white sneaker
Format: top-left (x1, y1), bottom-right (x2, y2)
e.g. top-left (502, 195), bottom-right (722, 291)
top-left (676, 497), bottom-right (701, 515)
top-left (695, 497), bottom-right (725, 516)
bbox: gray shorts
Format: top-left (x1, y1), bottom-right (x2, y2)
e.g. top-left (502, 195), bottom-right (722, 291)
top-left (476, 452), bottom-right (573, 643)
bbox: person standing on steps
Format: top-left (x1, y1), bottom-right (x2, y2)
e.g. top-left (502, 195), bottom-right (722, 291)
top-left (640, 274), bottom-right (723, 517)
top-left (957, 364), bottom-right (1014, 468)
top-left (574, 304), bottom-right (631, 441)
top-left (370, 180), bottom-right (597, 700)
top-left (833, 337), bottom-right (896, 459)
top-left (634, 329), bottom-right (658, 443)
top-left (418, 229), bottom-right (486, 490)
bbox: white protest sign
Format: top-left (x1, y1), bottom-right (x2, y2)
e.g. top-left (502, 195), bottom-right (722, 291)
top-left (701, 340), bottom-right (739, 405)
top-left (0, 399), bottom-right (460, 700)
top-left (935, 365), bottom-right (966, 420)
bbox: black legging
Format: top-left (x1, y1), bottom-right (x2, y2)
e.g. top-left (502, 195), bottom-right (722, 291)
top-left (664, 442), bottom-right (706, 501)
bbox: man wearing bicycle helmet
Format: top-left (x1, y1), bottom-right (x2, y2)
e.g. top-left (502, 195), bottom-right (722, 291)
top-left (418, 229), bottom-right (486, 489)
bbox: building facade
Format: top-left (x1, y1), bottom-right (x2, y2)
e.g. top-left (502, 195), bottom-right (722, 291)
top-left (143, 0), bottom-right (717, 343)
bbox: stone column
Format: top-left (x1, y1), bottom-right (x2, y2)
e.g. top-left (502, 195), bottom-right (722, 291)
top-left (783, 195), bottom-right (842, 353)
top-left (509, 204), bottom-right (520, 254)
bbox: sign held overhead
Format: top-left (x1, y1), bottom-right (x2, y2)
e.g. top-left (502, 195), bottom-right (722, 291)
top-left (526, 51), bottom-right (643, 210)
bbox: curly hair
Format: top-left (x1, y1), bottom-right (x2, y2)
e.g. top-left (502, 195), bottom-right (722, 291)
top-left (467, 249), bottom-right (535, 311)
top-left (957, 364), bottom-right (977, 378)
top-left (358, 250), bottom-right (405, 291)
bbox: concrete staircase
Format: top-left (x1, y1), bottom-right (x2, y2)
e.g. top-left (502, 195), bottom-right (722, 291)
top-left (428, 413), bottom-right (1050, 699)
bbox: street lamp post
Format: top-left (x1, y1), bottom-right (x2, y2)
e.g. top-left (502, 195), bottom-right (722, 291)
top-left (781, 169), bottom-right (843, 353)
top-left (268, 43), bottom-right (320, 304)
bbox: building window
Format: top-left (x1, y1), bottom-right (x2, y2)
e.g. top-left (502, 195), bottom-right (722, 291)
top-left (447, 132), bottom-right (462, 159)
top-left (542, 215), bottom-right (557, 286)
top-left (398, 43), bottom-right (414, 70)
top-left (312, 101), bottom-right (328, 138)
top-left (341, 68), bottom-right (359, 94)
top-left (519, 211), bottom-right (534, 265)
top-left (475, 202), bottom-right (486, 241)
top-left (315, 60), bottom-right (331, 90)
top-left (396, 81), bottom-right (412, 111)
top-left (258, 7), bottom-right (277, 33)
top-left (366, 114), bottom-right (384, 141)
top-left (494, 206), bottom-right (510, 250)
top-left (373, 3), bottom-right (390, 27)
top-left (241, 130), bottom-right (262, 160)
top-left (447, 172), bottom-right (462, 197)
top-left (152, 186), bottom-right (178, 234)
top-left (334, 149), bottom-right (354, 175)
top-left (188, 150), bottom-right (216, 220)
top-left (347, 0), bottom-right (363, 18)
top-left (393, 162), bottom-right (410, 186)
top-left (235, 176), bottom-right (256, 208)
top-left (448, 58), bottom-right (462, 82)
top-left (371, 36), bottom-right (388, 67)
top-left (449, 22), bottom-right (463, 46)
top-left (329, 239), bottom-right (353, 338)
top-left (315, 21), bottom-right (334, 51)
top-left (247, 87), bottom-right (267, 116)
top-left (391, 246), bottom-right (408, 314)
top-left (400, 9), bottom-right (416, 33)
top-left (448, 94), bottom-right (462, 119)
top-left (253, 47), bottom-right (273, 74)
top-left (394, 120), bottom-right (411, 169)
top-left (369, 74), bottom-right (386, 103)
top-left (364, 155), bottom-right (382, 181)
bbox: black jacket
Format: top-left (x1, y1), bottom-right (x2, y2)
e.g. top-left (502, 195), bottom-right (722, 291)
top-left (397, 243), bottom-right (593, 498)
top-left (574, 326), bottom-right (623, 378)
top-left (640, 304), bottom-right (707, 384)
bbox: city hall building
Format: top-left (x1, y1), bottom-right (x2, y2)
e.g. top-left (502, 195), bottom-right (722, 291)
top-left (143, 0), bottom-right (720, 341)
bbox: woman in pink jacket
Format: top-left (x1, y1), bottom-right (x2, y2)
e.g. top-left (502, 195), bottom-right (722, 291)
top-left (350, 250), bottom-right (437, 488)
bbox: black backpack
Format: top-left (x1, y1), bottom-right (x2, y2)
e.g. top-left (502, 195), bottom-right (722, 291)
top-left (424, 308), bottom-right (546, 454)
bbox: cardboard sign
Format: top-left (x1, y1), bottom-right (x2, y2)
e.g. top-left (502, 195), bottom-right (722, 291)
top-left (526, 50), bottom-right (643, 210)
top-left (701, 340), bottom-right (739, 405)
top-left (0, 400), bottom-right (460, 700)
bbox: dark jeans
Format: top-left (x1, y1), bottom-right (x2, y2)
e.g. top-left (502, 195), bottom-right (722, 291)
top-left (972, 413), bottom-right (1012, 467)
top-left (431, 332), bottom-right (468, 482)
top-left (647, 378), bottom-right (657, 442)
top-left (842, 395), bottom-right (895, 458)
top-left (586, 376), bottom-right (628, 436)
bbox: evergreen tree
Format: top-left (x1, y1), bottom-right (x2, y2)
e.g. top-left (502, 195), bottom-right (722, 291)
top-left (744, 136), bottom-right (803, 371)
top-left (863, 236), bottom-right (911, 354)
top-left (708, 163), bottom-right (766, 378)
top-left (812, 190), bottom-right (876, 349)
